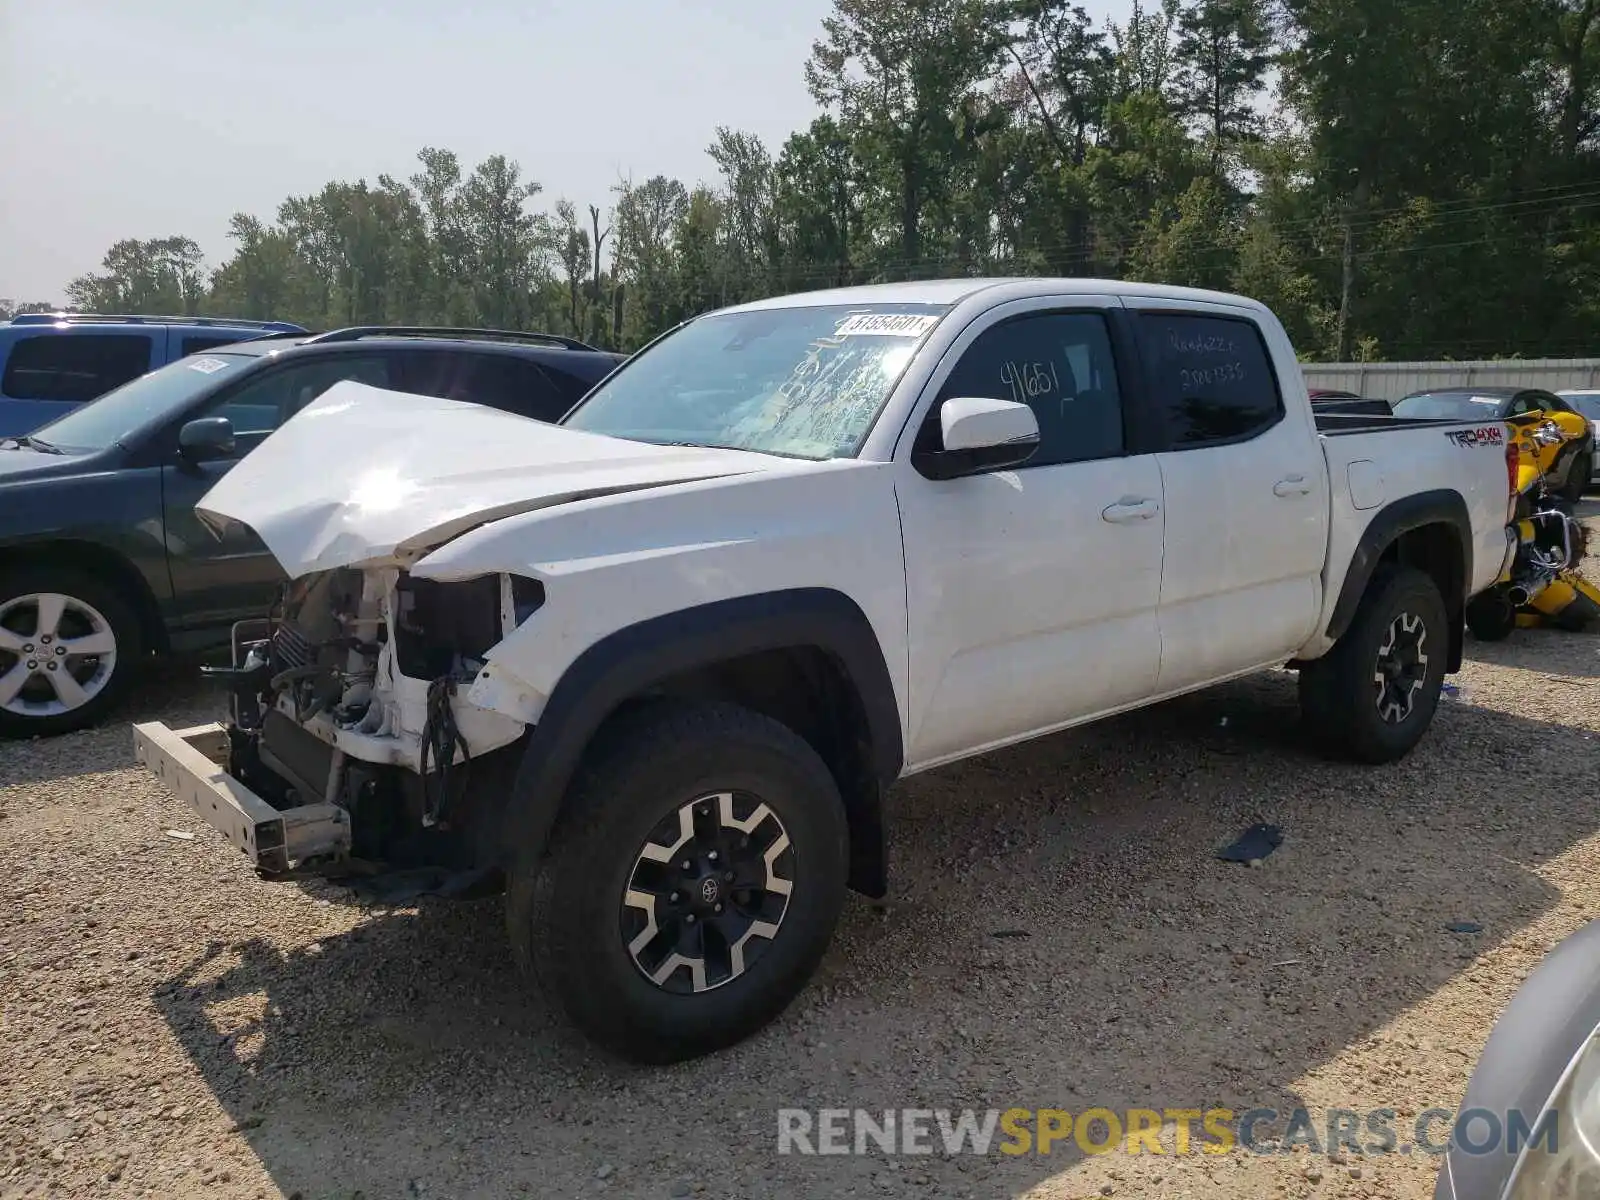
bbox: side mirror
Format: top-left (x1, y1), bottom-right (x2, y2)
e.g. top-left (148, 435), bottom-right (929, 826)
top-left (914, 397), bottom-right (1040, 481)
top-left (177, 416), bottom-right (236, 462)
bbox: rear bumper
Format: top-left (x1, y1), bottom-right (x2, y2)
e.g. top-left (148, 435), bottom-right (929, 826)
top-left (132, 721), bottom-right (351, 873)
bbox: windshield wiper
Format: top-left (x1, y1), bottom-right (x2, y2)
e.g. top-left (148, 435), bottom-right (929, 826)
top-left (1, 435), bottom-right (63, 455)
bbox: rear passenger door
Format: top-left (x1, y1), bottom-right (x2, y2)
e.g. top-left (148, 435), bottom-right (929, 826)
top-left (1132, 306), bottom-right (1330, 692)
top-left (0, 331), bottom-right (156, 436)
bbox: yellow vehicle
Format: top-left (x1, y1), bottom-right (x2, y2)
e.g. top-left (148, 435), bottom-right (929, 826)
top-left (1464, 413), bottom-right (1600, 638)
top-left (1393, 387), bottom-right (1593, 506)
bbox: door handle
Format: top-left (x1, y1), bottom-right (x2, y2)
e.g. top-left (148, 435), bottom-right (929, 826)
top-left (1273, 475), bottom-right (1313, 497)
top-left (1102, 498), bottom-right (1161, 524)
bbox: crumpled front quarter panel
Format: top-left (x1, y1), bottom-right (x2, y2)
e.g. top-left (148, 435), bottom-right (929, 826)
top-left (409, 460), bottom-right (910, 733)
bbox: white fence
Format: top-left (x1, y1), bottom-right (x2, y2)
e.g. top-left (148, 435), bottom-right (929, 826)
top-left (1301, 359), bottom-right (1600, 399)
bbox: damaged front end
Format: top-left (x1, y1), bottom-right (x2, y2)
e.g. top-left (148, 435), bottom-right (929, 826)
top-left (133, 381), bottom-right (773, 882)
top-left (138, 565), bottom-right (544, 878)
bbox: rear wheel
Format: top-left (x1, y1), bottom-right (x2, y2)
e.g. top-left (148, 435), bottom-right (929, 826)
top-left (1466, 586), bottom-right (1517, 642)
top-left (506, 700), bottom-right (849, 1063)
top-left (1299, 564), bottom-right (1449, 763)
top-left (0, 566), bottom-right (142, 739)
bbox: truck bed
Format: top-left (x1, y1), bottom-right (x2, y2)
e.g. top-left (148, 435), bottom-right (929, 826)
top-left (1314, 411), bottom-right (1465, 435)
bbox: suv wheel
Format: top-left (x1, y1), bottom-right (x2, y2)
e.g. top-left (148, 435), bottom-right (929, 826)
top-left (0, 566), bottom-right (141, 739)
top-left (1299, 564), bottom-right (1449, 763)
top-left (507, 700), bottom-right (849, 1063)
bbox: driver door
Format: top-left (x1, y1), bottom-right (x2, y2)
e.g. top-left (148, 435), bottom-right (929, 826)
top-left (161, 355), bottom-right (393, 635)
top-left (895, 299), bottom-right (1166, 769)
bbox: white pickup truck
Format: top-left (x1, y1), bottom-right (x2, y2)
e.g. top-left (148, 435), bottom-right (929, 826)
top-left (133, 278), bottom-right (1517, 1063)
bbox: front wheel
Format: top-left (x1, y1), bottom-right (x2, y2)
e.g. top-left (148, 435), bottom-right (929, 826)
top-left (0, 565), bottom-right (142, 739)
top-left (506, 700), bottom-right (850, 1063)
top-left (1299, 564), bottom-right (1449, 764)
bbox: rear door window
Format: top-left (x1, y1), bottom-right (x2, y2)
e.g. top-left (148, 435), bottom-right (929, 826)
top-left (180, 334), bottom-right (247, 357)
top-left (1, 334), bottom-right (154, 402)
top-left (397, 352), bottom-right (567, 422)
top-left (1135, 313), bottom-right (1284, 448)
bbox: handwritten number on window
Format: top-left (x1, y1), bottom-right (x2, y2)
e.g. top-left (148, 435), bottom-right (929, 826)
top-left (1179, 362), bottom-right (1246, 391)
top-left (1000, 360), bottom-right (1060, 404)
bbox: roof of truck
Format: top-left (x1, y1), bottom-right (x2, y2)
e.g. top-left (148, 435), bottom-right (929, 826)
top-left (718, 277), bottom-right (1267, 314)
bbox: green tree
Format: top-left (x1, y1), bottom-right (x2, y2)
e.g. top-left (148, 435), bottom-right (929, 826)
top-left (806, 0), bottom-right (1005, 270)
top-left (1171, 0), bottom-right (1273, 167)
top-left (613, 175), bottom-right (690, 344)
top-left (773, 117), bottom-right (861, 289)
top-left (66, 236), bottom-right (206, 315)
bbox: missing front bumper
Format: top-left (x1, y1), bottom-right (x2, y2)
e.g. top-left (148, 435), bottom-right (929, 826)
top-left (132, 721), bottom-right (352, 873)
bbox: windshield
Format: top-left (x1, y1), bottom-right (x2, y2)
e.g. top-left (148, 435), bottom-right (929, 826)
top-left (1562, 391), bottom-right (1600, 419)
top-left (1391, 391), bottom-right (1508, 421)
top-left (561, 303), bottom-right (949, 459)
top-left (26, 353), bottom-right (253, 452)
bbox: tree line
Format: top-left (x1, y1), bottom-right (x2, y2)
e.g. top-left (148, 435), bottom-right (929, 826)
top-left (22, 0), bottom-right (1600, 363)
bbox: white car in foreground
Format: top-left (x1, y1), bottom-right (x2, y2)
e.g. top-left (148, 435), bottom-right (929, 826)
top-left (134, 279), bottom-right (1517, 1062)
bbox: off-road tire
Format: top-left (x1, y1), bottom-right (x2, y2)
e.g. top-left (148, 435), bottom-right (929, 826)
top-left (505, 700), bottom-right (849, 1063)
top-left (0, 564), bottom-right (143, 739)
top-left (1299, 564), bottom-right (1449, 764)
top-left (1465, 586), bottom-right (1516, 642)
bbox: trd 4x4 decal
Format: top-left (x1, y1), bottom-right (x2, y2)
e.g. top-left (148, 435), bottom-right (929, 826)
top-left (1444, 426), bottom-right (1505, 448)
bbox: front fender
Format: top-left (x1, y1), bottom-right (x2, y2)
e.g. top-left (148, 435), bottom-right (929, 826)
top-left (494, 588), bottom-right (904, 877)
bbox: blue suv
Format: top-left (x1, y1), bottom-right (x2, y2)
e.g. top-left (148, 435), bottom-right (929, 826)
top-left (0, 313), bottom-right (306, 436)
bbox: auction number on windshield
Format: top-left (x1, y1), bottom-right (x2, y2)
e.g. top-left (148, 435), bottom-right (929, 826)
top-left (1180, 361), bottom-right (1245, 390)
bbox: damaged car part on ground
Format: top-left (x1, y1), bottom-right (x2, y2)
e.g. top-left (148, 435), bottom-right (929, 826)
top-left (136, 278), bottom-right (1521, 1064)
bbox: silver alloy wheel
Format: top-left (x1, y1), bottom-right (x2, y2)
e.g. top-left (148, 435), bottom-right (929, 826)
top-left (0, 592), bottom-right (119, 718)
top-left (621, 790), bottom-right (795, 995)
top-left (1373, 610), bottom-right (1428, 725)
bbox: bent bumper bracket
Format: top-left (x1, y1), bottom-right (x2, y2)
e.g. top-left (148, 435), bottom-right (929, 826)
top-left (132, 721), bottom-right (351, 873)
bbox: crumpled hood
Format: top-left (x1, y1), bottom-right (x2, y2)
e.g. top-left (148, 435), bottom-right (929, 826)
top-left (196, 381), bottom-right (775, 578)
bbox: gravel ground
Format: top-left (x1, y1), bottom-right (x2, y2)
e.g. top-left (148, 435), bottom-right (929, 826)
top-left (3, 504), bottom-right (1599, 1200)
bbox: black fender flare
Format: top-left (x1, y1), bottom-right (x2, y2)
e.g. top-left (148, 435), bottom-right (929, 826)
top-left (1325, 489), bottom-right (1472, 668)
top-left (496, 587), bottom-right (904, 890)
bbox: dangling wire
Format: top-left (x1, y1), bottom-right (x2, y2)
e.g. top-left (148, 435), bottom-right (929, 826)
top-left (419, 675), bottom-right (470, 828)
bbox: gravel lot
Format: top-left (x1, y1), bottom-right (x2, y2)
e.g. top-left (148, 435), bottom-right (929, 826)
top-left (4, 504), bottom-right (1599, 1200)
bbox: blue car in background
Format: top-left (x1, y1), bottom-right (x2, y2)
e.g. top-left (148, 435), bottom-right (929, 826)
top-left (0, 313), bottom-right (306, 436)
